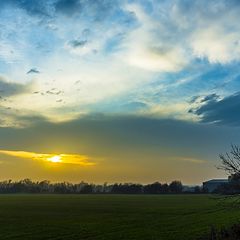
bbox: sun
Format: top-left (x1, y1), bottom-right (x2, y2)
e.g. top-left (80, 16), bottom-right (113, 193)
top-left (47, 155), bottom-right (62, 163)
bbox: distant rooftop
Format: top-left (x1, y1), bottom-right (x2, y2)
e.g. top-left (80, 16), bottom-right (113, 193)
top-left (203, 179), bottom-right (228, 183)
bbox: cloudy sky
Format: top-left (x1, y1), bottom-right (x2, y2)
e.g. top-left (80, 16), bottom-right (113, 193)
top-left (0, 0), bottom-right (240, 184)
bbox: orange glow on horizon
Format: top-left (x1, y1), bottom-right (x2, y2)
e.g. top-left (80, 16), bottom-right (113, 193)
top-left (0, 150), bottom-right (96, 166)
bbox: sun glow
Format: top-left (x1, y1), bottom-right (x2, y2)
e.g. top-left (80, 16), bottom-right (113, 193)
top-left (0, 150), bottom-right (96, 166)
top-left (47, 155), bottom-right (62, 163)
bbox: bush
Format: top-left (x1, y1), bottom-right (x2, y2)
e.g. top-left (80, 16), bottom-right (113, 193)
top-left (199, 224), bottom-right (240, 240)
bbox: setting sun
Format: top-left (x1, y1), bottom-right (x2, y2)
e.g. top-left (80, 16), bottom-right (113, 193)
top-left (47, 155), bottom-right (62, 163)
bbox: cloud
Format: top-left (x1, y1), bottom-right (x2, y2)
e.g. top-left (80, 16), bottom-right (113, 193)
top-left (189, 94), bottom-right (220, 105)
top-left (119, 3), bottom-right (188, 72)
top-left (0, 149), bottom-right (95, 166)
top-left (145, 102), bottom-right (193, 121)
top-left (119, 0), bottom-right (240, 71)
top-left (65, 39), bottom-right (94, 56)
top-left (172, 0), bottom-right (240, 64)
top-left (0, 76), bottom-right (34, 97)
top-left (121, 0), bottom-right (240, 72)
top-left (0, 0), bottom-right (120, 21)
top-left (174, 157), bottom-right (206, 164)
top-left (27, 68), bottom-right (40, 74)
top-left (69, 40), bottom-right (87, 48)
top-left (54, 0), bottom-right (119, 20)
top-left (55, 0), bottom-right (81, 16)
top-left (0, 110), bottom-right (49, 128)
top-left (0, 0), bottom-right (52, 17)
top-left (0, 113), bottom-right (235, 155)
top-left (1, 0), bottom-right (240, 126)
top-left (189, 92), bottom-right (240, 125)
top-left (123, 40), bottom-right (187, 72)
top-left (1, 0), bottom-right (240, 68)
top-left (200, 94), bottom-right (220, 103)
top-left (191, 26), bottom-right (240, 64)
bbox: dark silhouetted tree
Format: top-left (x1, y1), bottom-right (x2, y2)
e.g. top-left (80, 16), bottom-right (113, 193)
top-left (0, 179), bottom-right (200, 194)
top-left (194, 186), bottom-right (201, 193)
top-left (219, 144), bottom-right (240, 177)
top-left (143, 182), bottom-right (167, 194)
top-left (217, 145), bottom-right (240, 194)
top-left (169, 181), bottom-right (183, 193)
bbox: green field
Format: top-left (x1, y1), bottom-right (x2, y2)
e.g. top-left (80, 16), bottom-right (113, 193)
top-left (0, 194), bottom-right (239, 240)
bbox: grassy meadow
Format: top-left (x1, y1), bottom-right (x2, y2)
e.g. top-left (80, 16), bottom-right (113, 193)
top-left (0, 194), bottom-right (239, 240)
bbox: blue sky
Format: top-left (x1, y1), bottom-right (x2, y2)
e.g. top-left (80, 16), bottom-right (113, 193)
top-left (0, 0), bottom-right (240, 184)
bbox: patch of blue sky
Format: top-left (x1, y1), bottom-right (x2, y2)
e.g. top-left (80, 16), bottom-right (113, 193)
top-left (103, 33), bottom-right (125, 54)
top-left (127, 63), bottom-right (239, 106)
top-left (193, 64), bottom-right (240, 93)
top-left (0, 60), bottom-right (10, 74)
top-left (217, 73), bottom-right (240, 94)
top-left (164, 69), bottom-right (228, 98)
top-left (101, 10), bottom-right (139, 54)
top-left (24, 25), bottom-right (60, 59)
top-left (85, 90), bottom-right (147, 114)
top-left (108, 7), bottom-right (138, 28)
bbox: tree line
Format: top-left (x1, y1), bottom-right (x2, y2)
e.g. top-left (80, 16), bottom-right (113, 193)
top-left (0, 179), bottom-right (198, 194)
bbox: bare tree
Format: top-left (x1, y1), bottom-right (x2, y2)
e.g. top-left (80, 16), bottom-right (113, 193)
top-left (217, 145), bottom-right (240, 196)
top-left (219, 144), bottom-right (240, 176)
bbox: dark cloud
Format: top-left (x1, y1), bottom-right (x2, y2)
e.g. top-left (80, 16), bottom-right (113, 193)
top-left (54, 0), bottom-right (120, 20)
top-left (0, 77), bottom-right (33, 97)
top-left (190, 92), bottom-right (240, 126)
top-left (189, 94), bottom-right (220, 105)
top-left (0, 114), bottom-right (237, 158)
top-left (69, 40), bottom-right (87, 48)
top-left (27, 68), bottom-right (40, 74)
top-left (189, 95), bottom-right (200, 104)
top-left (0, 0), bottom-right (120, 22)
top-left (17, 0), bottom-right (51, 16)
top-left (200, 93), bottom-right (219, 103)
top-left (0, 0), bottom-right (52, 17)
top-left (174, 0), bottom-right (240, 21)
top-left (55, 0), bottom-right (81, 16)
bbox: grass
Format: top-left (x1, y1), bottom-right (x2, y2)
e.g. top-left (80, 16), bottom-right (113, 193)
top-left (0, 194), bottom-right (239, 240)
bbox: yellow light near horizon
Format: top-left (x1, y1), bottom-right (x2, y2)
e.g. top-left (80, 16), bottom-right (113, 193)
top-left (0, 150), bottom-right (95, 166)
top-left (47, 155), bottom-right (62, 163)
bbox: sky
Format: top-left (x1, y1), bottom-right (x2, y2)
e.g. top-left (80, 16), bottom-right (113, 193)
top-left (0, 0), bottom-right (240, 185)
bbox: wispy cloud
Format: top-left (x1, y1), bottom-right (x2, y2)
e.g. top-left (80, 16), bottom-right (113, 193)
top-left (174, 157), bottom-right (206, 164)
top-left (0, 150), bottom-right (96, 166)
top-left (119, 3), bottom-right (188, 72)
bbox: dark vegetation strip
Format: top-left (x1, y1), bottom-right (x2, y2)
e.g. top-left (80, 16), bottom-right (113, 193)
top-left (0, 179), bottom-right (199, 194)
